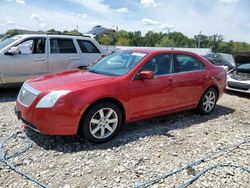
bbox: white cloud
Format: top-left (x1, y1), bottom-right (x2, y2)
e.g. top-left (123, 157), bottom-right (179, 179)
top-left (219, 0), bottom-right (240, 4)
top-left (142, 18), bottom-right (159, 26)
top-left (16, 0), bottom-right (25, 4)
top-left (160, 23), bottom-right (174, 31)
top-left (40, 23), bottom-right (46, 28)
top-left (117, 7), bottom-right (128, 13)
top-left (7, 20), bottom-right (15, 25)
top-left (146, 27), bottom-right (155, 32)
top-left (140, 0), bottom-right (159, 7)
top-left (30, 14), bottom-right (44, 22)
top-left (89, 22), bottom-right (101, 27)
top-left (69, 0), bottom-right (111, 14)
top-left (70, 12), bottom-right (88, 18)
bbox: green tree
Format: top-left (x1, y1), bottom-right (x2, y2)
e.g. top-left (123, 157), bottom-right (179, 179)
top-left (5, 29), bottom-right (18, 36)
top-left (155, 36), bottom-right (175, 47)
top-left (168, 32), bottom-right (189, 47)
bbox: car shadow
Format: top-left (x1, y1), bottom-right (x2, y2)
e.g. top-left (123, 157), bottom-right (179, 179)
top-left (0, 86), bottom-right (21, 103)
top-left (25, 104), bottom-right (235, 153)
top-left (225, 90), bottom-right (250, 99)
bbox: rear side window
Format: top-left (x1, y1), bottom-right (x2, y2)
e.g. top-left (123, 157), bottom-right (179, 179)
top-left (50, 38), bottom-right (77, 53)
top-left (77, 40), bottom-right (100, 53)
top-left (174, 54), bottom-right (205, 73)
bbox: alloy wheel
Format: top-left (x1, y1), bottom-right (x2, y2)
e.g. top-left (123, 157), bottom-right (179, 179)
top-left (89, 108), bottom-right (118, 139)
top-left (202, 91), bottom-right (216, 112)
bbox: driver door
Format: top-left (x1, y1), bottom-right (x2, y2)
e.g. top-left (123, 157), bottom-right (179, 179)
top-left (1, 37), bottom-right (48, 84)
top-left (128, 54), bottom-right (175, 119)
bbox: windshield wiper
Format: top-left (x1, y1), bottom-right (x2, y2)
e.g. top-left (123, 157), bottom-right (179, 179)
top-left (88, 69), bottom-right (116, 76)
top-left (88, 69), bottom-right (101, 74)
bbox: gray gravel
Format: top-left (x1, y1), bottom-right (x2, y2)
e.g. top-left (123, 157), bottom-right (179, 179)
top-left (0, 88), bottom-right (249, 188)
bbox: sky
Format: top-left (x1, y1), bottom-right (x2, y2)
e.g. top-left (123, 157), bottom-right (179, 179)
top-left (0, 0), bottom-right (250, 42)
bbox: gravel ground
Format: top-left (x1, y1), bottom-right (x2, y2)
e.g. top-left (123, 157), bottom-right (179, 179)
top-left (0, 88), bottom-right (249, 188)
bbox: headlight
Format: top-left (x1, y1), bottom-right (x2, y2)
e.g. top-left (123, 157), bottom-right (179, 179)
top-left (36, 90), bottom-right (70, 108)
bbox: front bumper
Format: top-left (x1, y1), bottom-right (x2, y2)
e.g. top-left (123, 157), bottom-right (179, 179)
top-left (226, 76), bottom-right (250, 94)
top-left (15, 106), bottom-right (41, 133)
top-left (15, 101), bottom-right (82, 135)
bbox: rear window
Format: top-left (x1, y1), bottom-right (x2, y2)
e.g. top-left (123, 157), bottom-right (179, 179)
top-left (50, 38), bottom-right (77, 53)
top-left (77, 40), bottom-right (100, 53)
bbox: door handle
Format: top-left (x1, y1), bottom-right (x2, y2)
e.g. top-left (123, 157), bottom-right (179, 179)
top-left (168, 77), bottom-right (174, 82)
top-left (34, 58), bottom-right (45, 62)
top-left (167, 77), bottom-right (174, 85)
top-left (70, 57), bottom-right (79, 60)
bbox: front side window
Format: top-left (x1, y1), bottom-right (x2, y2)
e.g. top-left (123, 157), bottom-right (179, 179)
top-left (77, 40), bottom-right (100, 53)
top-left (17, 38), bottom-right (45, 54)
top-left (140, 54), bottom-right (172, 76)
top-left (50, 38), bottom-right (77, 53)
top-left (174, 54), bottom-right (205, 73)
top-left (88, 51), bottom-right (147, 76)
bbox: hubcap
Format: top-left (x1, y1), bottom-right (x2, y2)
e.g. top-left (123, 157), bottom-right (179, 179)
top-left (203, 91), bottom-right (216, 112)
top-left (89, 108), bottom-right (118, 139)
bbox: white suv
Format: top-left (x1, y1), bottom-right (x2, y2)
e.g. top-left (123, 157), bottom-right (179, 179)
top-left (0, 34), bottom-right (107, 85)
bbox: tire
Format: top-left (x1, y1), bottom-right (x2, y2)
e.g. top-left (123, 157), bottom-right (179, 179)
top-left (81, 102), bottom-right (122, 143)
top-left (198, 88), bottom-right (218, 115)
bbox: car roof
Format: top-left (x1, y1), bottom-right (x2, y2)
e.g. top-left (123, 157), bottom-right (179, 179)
top-left (119, 48), bottom-right (200, 56)
top-left (16, 34), bottom-right (93, 40)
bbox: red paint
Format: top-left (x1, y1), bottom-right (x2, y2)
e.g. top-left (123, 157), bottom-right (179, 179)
top-left (16, 49), bottom-right (226, 135)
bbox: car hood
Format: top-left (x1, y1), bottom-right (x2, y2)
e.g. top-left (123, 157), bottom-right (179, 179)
top-left (236, 63), bottom-right (250, 73)
top-left (27, 69), bottom-right (116, 92)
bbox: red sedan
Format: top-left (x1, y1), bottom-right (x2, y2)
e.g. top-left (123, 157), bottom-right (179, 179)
top-left (15, 49), bottom-right (226, 143)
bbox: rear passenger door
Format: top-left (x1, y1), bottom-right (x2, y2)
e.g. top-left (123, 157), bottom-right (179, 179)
top-left (48, 38), bottom-right (81, 72)
top-left (76, 39), bottom-right (102, 68)
top-left (172, 54), bottom-right (207, 107)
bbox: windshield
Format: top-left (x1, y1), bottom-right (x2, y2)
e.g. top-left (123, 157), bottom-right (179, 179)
top-left (220, 53), bottom-right (235, 65)
top-left (0, 36), bottom-right (21, 51)
top-left (88, 51), bottom-right (147, 76)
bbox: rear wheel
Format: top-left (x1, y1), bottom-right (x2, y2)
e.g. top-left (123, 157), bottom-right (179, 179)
top-left (198, 88), bottom-right (217, 115)
top-left (81, 102), bottom-right (122, 143)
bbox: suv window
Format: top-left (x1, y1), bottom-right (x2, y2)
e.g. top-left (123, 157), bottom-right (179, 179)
top-left (77, 40), bottom-right (100, 53)
top-left (50, 38), bottom-right (77, 53)
top-left (140, 54), bottom-right (172, 76)
top-left (17, 38), bottom-right (45, 54)
top-left (174, 54), bottom-right (205, 73)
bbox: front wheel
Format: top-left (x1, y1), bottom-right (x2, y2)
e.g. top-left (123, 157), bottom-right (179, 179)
top-left (198, 88), bottom-right (217, 115)
top-left (81, 102), bottom-right (122, 143)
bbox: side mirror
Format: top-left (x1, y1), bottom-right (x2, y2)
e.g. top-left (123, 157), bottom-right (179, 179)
top-left (138, 70), bottom-right (154, 79)
top-left (5, 47), bottom-right (20, 55)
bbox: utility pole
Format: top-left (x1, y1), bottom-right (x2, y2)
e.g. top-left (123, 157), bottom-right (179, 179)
top-left (198, 31), bottom-right (202, 48)
top-left (76, 25), bottom-right (78, 32)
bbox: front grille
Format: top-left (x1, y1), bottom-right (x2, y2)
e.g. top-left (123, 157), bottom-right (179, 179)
top-left (228, 81), bottom-right (250, 91)
top-left (18, 83), bottom-right (40, 107)
top-left (231, 73), bottom-right (250, 81)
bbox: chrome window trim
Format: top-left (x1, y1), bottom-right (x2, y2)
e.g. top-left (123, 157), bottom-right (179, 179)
top-left (23, 82), bottom-right (40, 96)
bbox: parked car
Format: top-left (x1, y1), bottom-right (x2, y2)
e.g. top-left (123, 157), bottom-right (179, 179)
top-left (226, 63), bottom-right (250, 93)
top-left (203, 53), bottom-right (236, 71)
top-left (15, 49), bottom-right (226, 143)
top-left (0, 34), bottom-right (107, 85)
